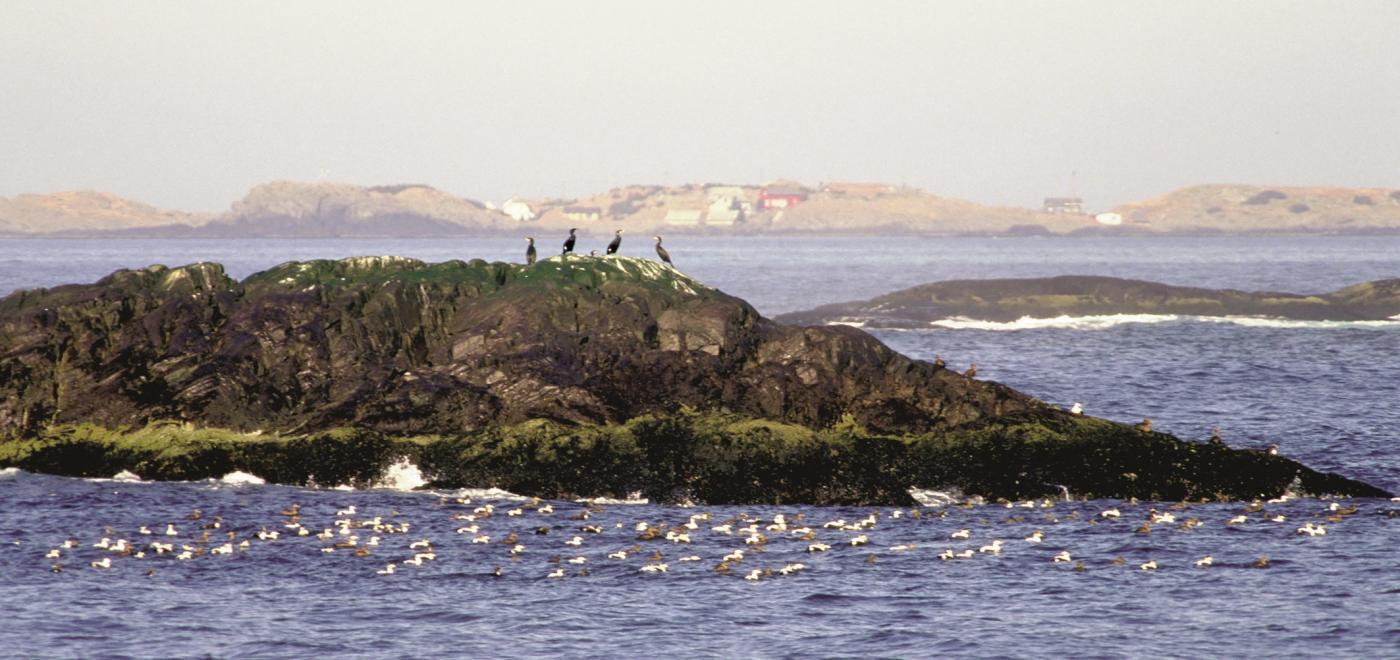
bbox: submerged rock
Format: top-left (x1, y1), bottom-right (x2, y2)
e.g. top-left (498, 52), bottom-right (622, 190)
top-left (776, 275), bottom-right (1400, 327)
top-left (0, 257), bottom-right (1390, 502)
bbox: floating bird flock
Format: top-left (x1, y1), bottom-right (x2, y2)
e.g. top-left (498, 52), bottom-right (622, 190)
top-left (31, 486), bottom-right (1379, 581)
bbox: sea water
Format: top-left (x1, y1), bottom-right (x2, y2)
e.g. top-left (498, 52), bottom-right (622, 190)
top-left (1, 235), bottom-right (1398, 657)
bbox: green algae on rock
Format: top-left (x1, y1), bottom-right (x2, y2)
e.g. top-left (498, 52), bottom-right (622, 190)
top-left (2, 414), bottom-right (1388, 504)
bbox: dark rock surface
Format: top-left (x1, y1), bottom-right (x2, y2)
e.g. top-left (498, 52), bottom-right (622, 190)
top-left (1, 258), bottom-right (1389, 502)
top-left (776, 275), bottom-right (1400, 327)
top-left (0, 256), bottom-right (1031, 438)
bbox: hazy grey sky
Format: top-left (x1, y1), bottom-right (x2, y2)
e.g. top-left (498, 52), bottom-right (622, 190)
top-left (3, 1), bottom-right (1398, 212)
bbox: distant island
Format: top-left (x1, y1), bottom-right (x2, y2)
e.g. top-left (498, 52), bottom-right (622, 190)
top-left (5, 181), bottom-right (1400, 238)
top-left (0, 256), bottom-right (1388, 503)
top-left (777, 276), bottom-right (1400, 327)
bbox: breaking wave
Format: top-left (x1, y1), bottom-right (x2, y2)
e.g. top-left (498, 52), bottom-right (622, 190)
top-left (220, 471), bottom-right (266, 485)
top-left (372, 457), bottom-right (427, 491)
top-left (927, 314), bottom-right (1400, 331)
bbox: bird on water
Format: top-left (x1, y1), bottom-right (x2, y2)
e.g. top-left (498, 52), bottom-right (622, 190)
top-left (653, 235), bottom-right (672, 265)
top-left (562, 228), bottom-right (577, 256)
top-left (525, 237), bottom-right (536, 265)
top-left (606, 229), bottom-right (624, 255)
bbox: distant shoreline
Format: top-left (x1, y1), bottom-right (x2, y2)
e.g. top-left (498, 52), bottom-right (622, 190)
top-left (7, 228), bottom-right (1400, 240)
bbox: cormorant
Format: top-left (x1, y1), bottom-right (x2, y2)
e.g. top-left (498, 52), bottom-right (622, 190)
top-left (525, 236), bottom-right (536, 265)
top-left (653, 235), bottom-right (672, 265)
top-left (606, 229), bottom-right (623, 255)
top-left (562, 228), bottom-right (577, 256)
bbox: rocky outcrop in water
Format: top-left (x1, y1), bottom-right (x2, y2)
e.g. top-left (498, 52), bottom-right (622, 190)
top-left (0, 257), bottom-right (1389, 502)
top-left (0, 256), bottom-right (1033, 438)
top-left (776, 276), bottom-right (1400, 327)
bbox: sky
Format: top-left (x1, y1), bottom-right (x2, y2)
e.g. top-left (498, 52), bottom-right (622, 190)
top-left (2, 0), bottom-right (1398, 213)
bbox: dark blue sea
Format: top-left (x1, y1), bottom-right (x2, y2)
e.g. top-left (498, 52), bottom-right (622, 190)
top-left (2, 235), bottom-right (1399, 658)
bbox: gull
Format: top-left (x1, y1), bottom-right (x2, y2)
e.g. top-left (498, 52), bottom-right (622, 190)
top-left (1194, 556), bottom-right (1213, 567)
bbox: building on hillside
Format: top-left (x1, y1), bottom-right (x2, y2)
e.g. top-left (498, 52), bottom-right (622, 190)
top-left (821, 182), bottom-right (896, 197)
top-left (664, 209), bottom-right (703, 226)
top-left (706, 186), bottom-right (748, 202)
top-left (562, 206), bottom-right (601, 222)
top-left (759, 186), bottom-right (808, 210)
top-left (501, 198), bottom-right (536, 222)
top-left (1094, 212), bottom-right (1123, 226)
top-left (706, 197), bottom-right (743, 225)
top-left (1043, 197), bottom-right (1084, 214)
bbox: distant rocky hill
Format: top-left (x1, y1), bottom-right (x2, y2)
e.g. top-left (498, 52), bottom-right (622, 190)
top-left (1112, 184), bottom-right (1400, 233)
top-left (5, 181), bottom-right (1400, 238)
top-left (0, 191), bottom-right (211, 235)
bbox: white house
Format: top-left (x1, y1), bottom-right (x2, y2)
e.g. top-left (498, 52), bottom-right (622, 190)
top-left (501, 198), bottom-right (536, 222)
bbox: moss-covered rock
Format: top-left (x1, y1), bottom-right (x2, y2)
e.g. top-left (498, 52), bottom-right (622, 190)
top-left (1, 414), bottom-right (1388, 504)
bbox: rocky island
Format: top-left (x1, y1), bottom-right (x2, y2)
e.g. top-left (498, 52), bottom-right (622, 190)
top-left (0, 257), bottom-right (1389, 503)
top-left (777, 275), bottom-right (1400, 327)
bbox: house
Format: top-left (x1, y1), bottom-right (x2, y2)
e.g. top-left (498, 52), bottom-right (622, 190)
top-left (706, 185), bottom-right (747, 202)
top-left (822, 182), bottom-right (896, 197)
top-left (562, 206), bottom-right (601, 222)
top-left (501, 198), bottom-right (536, 222)
top-left (664, 209), bottom-right (703, 226)
top-left (706, 197), bottom-right (742, 225)
top-left (1043, 197), bottom-right (1084, 214)
top-left (759, 186), bottom-right (808, 210)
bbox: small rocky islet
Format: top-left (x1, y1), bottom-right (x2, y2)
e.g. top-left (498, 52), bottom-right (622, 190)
top-left (0, 255), bottom-right (1390, 503)
top-left (775, 275), bottom-right (1400, 327)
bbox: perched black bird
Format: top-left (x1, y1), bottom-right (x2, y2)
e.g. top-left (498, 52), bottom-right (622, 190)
top-left (562, 228), bottom-right (577, 256)
top-left (653, 235), bottom-right (672, 265)
top-left (525, 236), bottom-right (537, 265)
top-left (606, 229), bottom-right (623, 255)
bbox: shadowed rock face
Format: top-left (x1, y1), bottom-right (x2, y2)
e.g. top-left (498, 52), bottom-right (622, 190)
top-left (776, 275), bottom-right (1400, 327)
top-left (0, 256), bottom-right (1033, 438)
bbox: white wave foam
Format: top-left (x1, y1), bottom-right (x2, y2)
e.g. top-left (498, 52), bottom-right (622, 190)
top-left (928, 313), bottom-right (1400, 331)
top-left (453, 487), bottom-right (528, 501)
top-left (0, 467), bottom-right (21, 478)
top-left (372, 457), bottom-right (427, 491)
top-left (112, 470), bottom-right (142, 482)
top-left (220, 470), bottom-right (266, 486)
top-left (908, 487), bottom-right (962, 507)
top-left (930, 314), bottom-right (1180, 331)
top-left (575, 492), bottom-right (650, 506)
top-left (1203, 316), bottom-right (1400, 329)
top-left (825, 320), bottom-right (867, 328)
